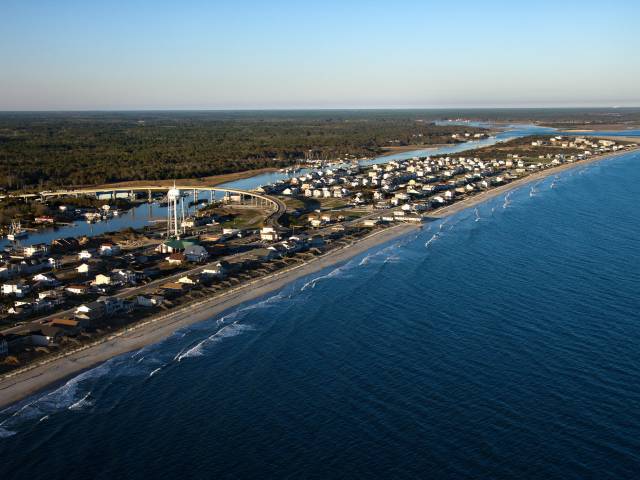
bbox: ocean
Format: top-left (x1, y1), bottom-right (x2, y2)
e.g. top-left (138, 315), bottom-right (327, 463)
top-left (1, 150), bottom-right (640, 479)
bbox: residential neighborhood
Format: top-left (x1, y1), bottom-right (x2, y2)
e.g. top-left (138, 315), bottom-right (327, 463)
top-left (0, 135), bottom-right (636, 374)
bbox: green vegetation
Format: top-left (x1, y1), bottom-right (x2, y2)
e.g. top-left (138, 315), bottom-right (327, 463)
top-left (0, 111), bottom-right (482, 192)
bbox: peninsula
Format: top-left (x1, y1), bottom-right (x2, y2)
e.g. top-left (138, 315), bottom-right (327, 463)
top-left (0, 129), bottom-right (637, 409)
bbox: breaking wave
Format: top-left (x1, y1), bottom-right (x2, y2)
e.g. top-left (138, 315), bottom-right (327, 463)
top-left (300, 261), bottom-right (357, 291)
top-left (177, 323), bottom-right (254, 361)
top-left (68, 392), bottom-right (93, 411)
top-left (0, 361), bottom-right (112, 435)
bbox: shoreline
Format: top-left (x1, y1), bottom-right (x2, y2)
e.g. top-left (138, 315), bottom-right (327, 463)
top-left (1, 146), bottom-right (638, 410)
top-left (0, 224), bottom-right (416, 409)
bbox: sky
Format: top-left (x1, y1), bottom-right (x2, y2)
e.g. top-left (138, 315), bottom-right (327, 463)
top-left (1, 0), bottom-right (639, 110)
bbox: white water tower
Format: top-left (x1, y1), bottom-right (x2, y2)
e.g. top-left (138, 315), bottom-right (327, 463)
top-left (167, 186), bottom-right (181, 238)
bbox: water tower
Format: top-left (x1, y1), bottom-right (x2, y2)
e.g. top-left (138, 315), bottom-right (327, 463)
top-left (167, 185), bottom-right (181, 238)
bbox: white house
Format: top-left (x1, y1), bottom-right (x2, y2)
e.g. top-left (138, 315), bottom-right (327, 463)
top-left (99, 243), bottom-right (121, 256)
top-left (201, 262), bottom-right (228, 278)
top-left (362, 218), bottom-right (380, 227)
top-left (178, 275), bottom-right (199, 285)
top-left (48, 257), bottom-right (62, 269)
top-left (260, 226), bottom-right (280, 242)
top-left (2, 281), bottom-right (31, 298)
top-left (66, 284), bottom-right (89, 295)
top-left (76, 263), bottom-right (91, 275)
top-left (78, 250), bottom-right (93, 260)
top-left (112, 269), bottom-right (137, 284)
top-left (23, 243), bottom-right (49, 258)
top-left (94, 274), bottom-right (112, 285)
top-left (32, 273), bottom-right (57, 285)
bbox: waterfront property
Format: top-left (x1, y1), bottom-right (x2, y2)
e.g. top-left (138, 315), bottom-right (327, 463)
top-left (0, 135), bottom-right (636, 378)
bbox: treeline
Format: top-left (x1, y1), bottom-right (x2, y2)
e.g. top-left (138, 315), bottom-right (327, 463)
top-left (0, 111), bottom-right (481, 191)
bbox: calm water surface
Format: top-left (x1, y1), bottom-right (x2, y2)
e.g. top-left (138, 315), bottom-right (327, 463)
top-left (1, 149), bottom-right (639, 479)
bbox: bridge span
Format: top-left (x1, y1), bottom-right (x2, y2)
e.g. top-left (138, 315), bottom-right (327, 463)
top-left (3, 184), bottom-right (287, 227)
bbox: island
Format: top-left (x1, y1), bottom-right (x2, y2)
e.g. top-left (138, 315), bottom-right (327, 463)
top-left (0, 114), bottom-right (638, 408)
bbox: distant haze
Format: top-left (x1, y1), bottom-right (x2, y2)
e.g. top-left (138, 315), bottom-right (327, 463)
top-left (1, 0), bottom-right (639, 110)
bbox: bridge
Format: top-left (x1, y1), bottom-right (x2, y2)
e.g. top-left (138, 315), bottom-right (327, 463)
top-left (2, 185), bottom-right (286, 227)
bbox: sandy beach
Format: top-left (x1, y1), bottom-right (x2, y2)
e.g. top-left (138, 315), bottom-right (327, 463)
top-left (1, 146), bottom-right (638, 410)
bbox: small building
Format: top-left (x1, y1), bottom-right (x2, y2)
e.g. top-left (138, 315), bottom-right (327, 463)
top-left (98, 296), bottom-right (131, 315)
top-left (201, 261), bottom-right (229, 278)
top-left (184, 245), bottom-right (209, 263)
top-left (48, 318), bottom-right (81, 335)
top-left (260, 226), bottom-right (280, 242)
top-left (2, 281), bottom-right (31, 298)
top-left (161, 282), bottom-right (190, 296)
top-left (112, 269), bottom-right (137, 284)
top-left (362, 218), bottom-right (380, 227)
top-left (78, 250), bottom-right (93, 260)
top-left (94, 273), bottom-right (113, 285)
top-left (157, 239), bottom-right (198, 254)
top-left (136, 295), bottom-right (164, 308)
top-left (76, 263), bottom-right (91, 275)
top-left (75, 301), bottom-right (106, 322)
top-left (48, 257), bottom-right (62, 269)
top-left (178, 275), bottom-right (199, 285)
top-left (32, 273), bottom-right (57, 285)
top-left (99, 243), bottom-right (121, 256)
top-left (66, 284), bottom-right (89, 295)
top-left (248, 248), bottom-right (280, 262)
top-left (22, 243), bottom-right (50, 258)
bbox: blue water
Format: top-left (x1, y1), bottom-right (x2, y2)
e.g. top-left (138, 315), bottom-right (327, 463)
top-left (1, 150), bottom-right (639, 479)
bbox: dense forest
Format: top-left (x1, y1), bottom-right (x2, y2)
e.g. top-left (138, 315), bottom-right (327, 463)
top-left (0, 111), bottom-right (486, 192)
top-left (3, 109), bottom-right (637, 192)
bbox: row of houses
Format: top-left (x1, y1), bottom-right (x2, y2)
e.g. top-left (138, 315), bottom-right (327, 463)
top-left (262, 137), bottom-right (636, 219)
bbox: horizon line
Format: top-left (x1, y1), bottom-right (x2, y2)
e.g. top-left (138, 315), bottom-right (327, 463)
top-left (1, 105), bottom-right (640, 113)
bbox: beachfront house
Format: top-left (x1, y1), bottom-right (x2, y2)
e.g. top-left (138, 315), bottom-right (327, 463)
top-left (136, 294), bottom-right (165, 308)
top-left (75, 301), bottom-right (106, 322)
top-left (201, 261), bottom-right (229, 278)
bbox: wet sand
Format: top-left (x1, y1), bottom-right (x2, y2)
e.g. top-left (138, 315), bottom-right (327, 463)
top-left (1, 146), bottom-right (638, 409)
